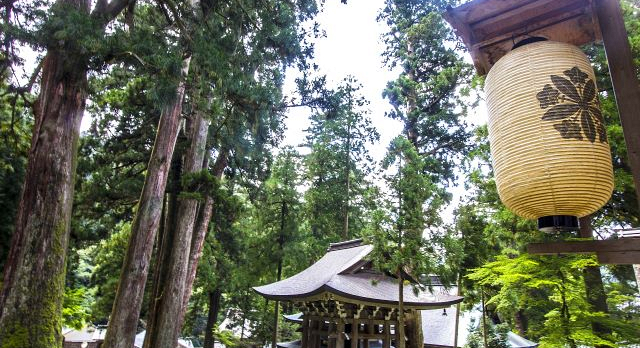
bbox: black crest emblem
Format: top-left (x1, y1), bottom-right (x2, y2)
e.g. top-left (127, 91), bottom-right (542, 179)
top-left (536, 66), bottom-right (607, 143)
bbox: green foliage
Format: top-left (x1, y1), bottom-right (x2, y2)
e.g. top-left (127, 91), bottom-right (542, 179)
top-left (464, 322), bottom-right (510, 348)
top-left (0, 81), bottom-right (32, 270)
top-left (368, 136), bottom-right (461, 288)
top-left (62, 287), bottom-right (91, 329)
top-left (468, 254), bottom-right (640, 347)
top-left (380, 0), bottom-right (473, 184)
top-left (304, 76), bottom-right (379, 250)
top-left (90, 222), bottom-right (130, 322)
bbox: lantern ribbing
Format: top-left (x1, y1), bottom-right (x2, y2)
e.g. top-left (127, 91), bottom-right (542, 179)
top-left (485, 41), bottom-right (613, 221)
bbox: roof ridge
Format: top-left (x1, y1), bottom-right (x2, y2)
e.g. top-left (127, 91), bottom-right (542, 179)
top-left (327, 239), bottom-right (364, 251)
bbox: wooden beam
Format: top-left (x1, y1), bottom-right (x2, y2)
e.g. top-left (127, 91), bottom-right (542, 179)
top-left (595, 0), bottom-right (640, 207)
top-left (528, 238), bottom-right (640, 254)
top-left (597, 251), bottom-right (640, 264)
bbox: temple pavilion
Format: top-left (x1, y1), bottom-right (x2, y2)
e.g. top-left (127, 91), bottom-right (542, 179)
top-left (253, 239), bottom-right (463, 348)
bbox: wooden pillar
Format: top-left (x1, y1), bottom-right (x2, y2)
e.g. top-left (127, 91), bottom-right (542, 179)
top-left (351, 317), bottom-right (359, 348)
top-left (595, 0), bottom-right (640, 208)
top-left (337, 321), bottom-right (346, 348)
top-left (383, 322), bottom-right (391, 348)
top-left (312, 319), bottom-right (320, 348)
top-left (302, 314), bottom-right (310, 348)
top-left (362, 320), bottom-right (369, 348)
top-left (328, 321), bottom-right (336, 348)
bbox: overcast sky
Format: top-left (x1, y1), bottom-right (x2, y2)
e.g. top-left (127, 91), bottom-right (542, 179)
top-left (281, 0), bottom-right (488, 223)
top-left (281, 0), bottom-right (402, 160)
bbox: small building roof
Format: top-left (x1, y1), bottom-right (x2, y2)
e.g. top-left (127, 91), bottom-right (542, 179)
top-left (443, 0), bottom-right (601, 75)
top-left (253, 239), bottom-right (462, 309)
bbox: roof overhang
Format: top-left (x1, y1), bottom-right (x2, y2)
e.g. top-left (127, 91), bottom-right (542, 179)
top-left (444, 0), bottom-right (601, 75)
top-left (254, 285), bottom-right (463, 310)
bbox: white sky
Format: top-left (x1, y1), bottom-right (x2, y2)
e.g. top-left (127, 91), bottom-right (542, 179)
top-left (281, 0), bottom-right (488, 223)
top-left (281, 0), bottom-right (403, 161)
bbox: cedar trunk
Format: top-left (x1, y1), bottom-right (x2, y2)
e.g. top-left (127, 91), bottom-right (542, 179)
top-left (203, 289), bottom-right (222, 348)
top-left (0, 11), bottom-right (89, 345)
top-left (180, 149), bottom-right (228, 317)
top-left (406, 310), bottom-right (423, 348)
top-left (102, 56), bottom-right (192, 348)
top-left (144, 151), bottom-right (183, 348)
top-left (578, 216), bottom-right (611, 346)
top-left (144, 109), bottom-right (210, 348)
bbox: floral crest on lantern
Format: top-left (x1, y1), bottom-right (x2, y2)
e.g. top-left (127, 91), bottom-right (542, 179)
top-left (536, 66), bottom-right (607, 143)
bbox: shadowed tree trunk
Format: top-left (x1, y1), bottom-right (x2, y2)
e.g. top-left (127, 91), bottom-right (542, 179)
top-left (180, 148), bottom-right (228, 320)
top-left (0, 1), bottom-right (131, 346)
top-left (102, 55), bottom-right (192, 348)
top-left (272, 206), bottom-right (286, 348)
top-left (143, 147), bottom-right (183, 348)
top-left (144, 107), bottom-right (210, 348)
top-left (406, 309), bottom-right (423, 348)
top-left (203, 289), bottom-right (223, 348)
top-left (579, 215), bottom-right (611, 347)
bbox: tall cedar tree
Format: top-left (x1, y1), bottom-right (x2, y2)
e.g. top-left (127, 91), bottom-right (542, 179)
top-left (304, 76), bottom-right (379, 249)
top-left (140, 1), bottom-right (319, 346)
top-left (0, 1), bottom-right (133, 346)
top-left (370, 1), bottom-right (472, 347)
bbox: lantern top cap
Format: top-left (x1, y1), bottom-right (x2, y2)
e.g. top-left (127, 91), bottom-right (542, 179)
top-left (444, 0), bottom-right (601, 75)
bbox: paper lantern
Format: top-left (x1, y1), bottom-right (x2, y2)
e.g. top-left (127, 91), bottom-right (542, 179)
top-left (485, 40), bottom-right (614, 231)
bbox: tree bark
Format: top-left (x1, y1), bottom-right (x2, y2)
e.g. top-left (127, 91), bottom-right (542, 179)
top-left (180, 149), bottom-right (228, 319)
top-left (272, 215), bottom-right (285, 348)
top-left (514, 309), bottom-right (528, 337)
top-left (405, 309), bottom-right (423, 348)
top-left (578, 216), bottom-right (611, 346)
top-left (102, 55), bottom-right (192, 348)
top-left (397, 271), bottom-right (405, 348)
top-left (143, 102), bottom-right (210, 348)
top-left (143, 147), bottom-right (183, 348)
top-left (0, 5), bottom-right (89, 344)
top-left (202, 288), bottom-right (222, 348)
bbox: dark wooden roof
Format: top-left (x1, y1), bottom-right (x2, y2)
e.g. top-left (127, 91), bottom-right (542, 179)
top-left (253, 240), bottom-right (462, 308)
top-left (444, 0), bottom-right (601, 75)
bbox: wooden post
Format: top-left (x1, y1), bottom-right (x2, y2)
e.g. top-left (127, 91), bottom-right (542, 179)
top-left (337, 321), bottom-right (346, 348)
top-left (363, 321), bottom-right (370, 348)
top-left (383, 322), bottom-right (391, 348)
top-left (351, 317), bottom-right (359, 348)
top-left (595, 0), bottom-right (640, 208)
top-left (302, 315), bottom-right (310, 348)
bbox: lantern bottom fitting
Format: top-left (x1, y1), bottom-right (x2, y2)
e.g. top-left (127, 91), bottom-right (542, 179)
top-left (537, 215), bottom-right (579, 233)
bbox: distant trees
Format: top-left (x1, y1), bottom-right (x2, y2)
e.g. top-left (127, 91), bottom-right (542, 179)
top-left (304, 77), bottom-right (379, 251)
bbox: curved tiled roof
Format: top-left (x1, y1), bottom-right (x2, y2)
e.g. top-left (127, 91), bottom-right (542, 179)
top-left (253, 240), bottom-right (462, 308)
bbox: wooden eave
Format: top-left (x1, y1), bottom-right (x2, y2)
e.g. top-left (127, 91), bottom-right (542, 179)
top-left (444, 0), bottom-right (602, 75)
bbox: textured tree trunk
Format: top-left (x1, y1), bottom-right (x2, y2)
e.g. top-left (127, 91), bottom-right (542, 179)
top-left (180, 149), bottom-right (228, 318)
top-left (143, 150), bottom-right (183, 348)
top-left (272, 201), bottom-right (287, 348)
top-left (203, 289), bottom-right (222, 348)
top-left (514, 309), bottom-right (528, 336)
top-left (397, 271), bottom-right (405, 348)
top-left (102, 56), bottom-right (191, 348)
top-left (144, 108), bottom-right (210, 348)
top-left (578, 215), bottom-right (611, 346)
top-left (0, 6), bottom-right (89, 344)
top-left (343, 117), bottom-right (351, 240)
top-left (405, 310), bottom-right (423, 348)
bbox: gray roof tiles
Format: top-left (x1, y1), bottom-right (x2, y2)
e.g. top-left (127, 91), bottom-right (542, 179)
top-left (253, 242), bottom-right (462, 308)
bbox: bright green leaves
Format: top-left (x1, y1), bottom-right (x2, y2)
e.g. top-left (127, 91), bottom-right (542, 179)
top-left (304, 76), bottom-right (379, 247)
